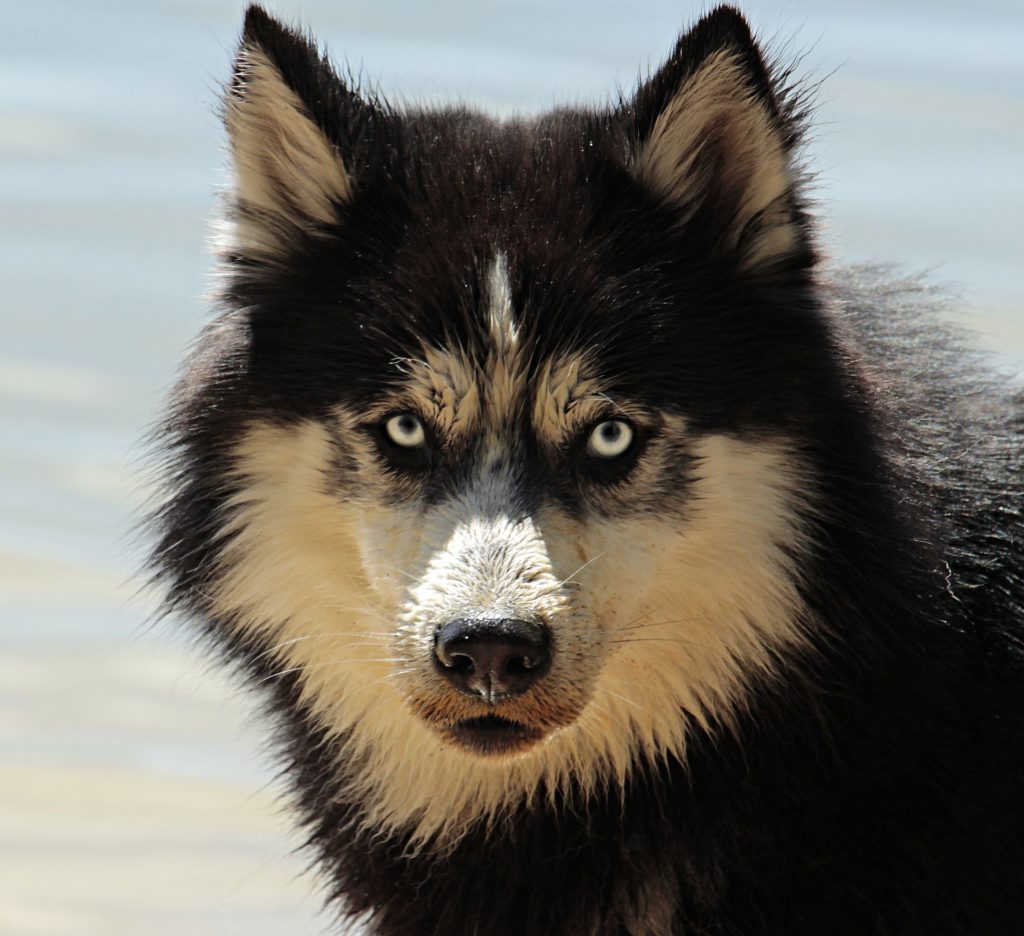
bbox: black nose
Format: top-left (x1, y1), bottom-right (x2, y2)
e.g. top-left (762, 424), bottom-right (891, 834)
top-left (434, 618), bottom-right (551, 702)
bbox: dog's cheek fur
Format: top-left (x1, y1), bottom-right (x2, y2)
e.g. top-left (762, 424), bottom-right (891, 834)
top-left (586, 433), bottom-right (814, 748)
top-left (206, 414), bottom-right (814, 848)
top-left (211, 420), bottom-right (392, 706)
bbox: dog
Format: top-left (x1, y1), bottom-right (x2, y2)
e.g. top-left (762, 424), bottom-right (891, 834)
top-left (149, 4), bottom-right (1024, 933)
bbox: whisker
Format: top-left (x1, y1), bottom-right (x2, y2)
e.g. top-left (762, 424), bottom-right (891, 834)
top-left (379, 565), bottom-right (420, 584)
top-left (610, 636), bottom-right (705, 648)
top-left (597, 393), bottom-right (630, 417)
top-left (257, 657), bottom-right (405, 684)
top-left (558, 551), bottom-right (605, 587)
top-left (250, 632), bottom-right (389, 664)
top-left (610, 609), bottom-right (658, 633)
top-left (599, 687), bottom-right (652, 717)
top-left (322, 604), bottom-right (393, 626)
top-left (346, 668), bottom-right (418, 695)
top-left (580, 698), bottom-right (616, 721)
top-left (613, 616), bottom-right (710, 634)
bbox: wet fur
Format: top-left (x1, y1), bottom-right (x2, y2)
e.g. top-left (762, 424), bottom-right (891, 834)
top-left (150, 5), bottom-right (1024, 934)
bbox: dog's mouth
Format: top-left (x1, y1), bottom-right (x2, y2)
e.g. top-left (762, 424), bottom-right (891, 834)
top-left (444, 714), bottom-right (545, 756)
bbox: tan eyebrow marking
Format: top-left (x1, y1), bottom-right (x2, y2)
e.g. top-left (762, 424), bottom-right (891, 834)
top-left (383, 251), bottom-right (528, 442)
top-left (393, 345), bottom-right (482, 438)
top-left (533, 354), bottom-right (606, 446)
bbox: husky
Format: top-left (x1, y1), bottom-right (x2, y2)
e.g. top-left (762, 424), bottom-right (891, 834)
top-left (150, 4), bottom-right (1024, 933)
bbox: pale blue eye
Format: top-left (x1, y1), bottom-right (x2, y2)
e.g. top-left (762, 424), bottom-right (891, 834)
top-left (586, 420), bottom-right (633, 458)
top-left (385, 413), bottom-right (426, 448)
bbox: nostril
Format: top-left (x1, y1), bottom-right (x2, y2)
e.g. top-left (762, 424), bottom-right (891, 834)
top-left (433, 617), bottom-right (551, 700)
top-left (448, 652), bottom-right (475, 675)
top-left (504, 655), bottom-right (533, 676)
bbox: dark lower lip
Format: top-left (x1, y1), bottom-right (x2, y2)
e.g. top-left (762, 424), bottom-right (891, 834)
top-left (445, 714), bottom-right (544, 756)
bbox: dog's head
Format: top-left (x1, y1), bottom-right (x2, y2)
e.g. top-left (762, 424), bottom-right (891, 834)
top-left (158, 5), bottom-right (827, 843)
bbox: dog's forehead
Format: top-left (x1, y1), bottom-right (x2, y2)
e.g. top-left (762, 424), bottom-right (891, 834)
top-left (395, 252), bottom-right (602, 446)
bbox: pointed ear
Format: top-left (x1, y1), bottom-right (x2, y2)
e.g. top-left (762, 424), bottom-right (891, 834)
top-left (223, 5), bottom-right (367, 259)
top-left (629, 6), bottom-right (806, 271)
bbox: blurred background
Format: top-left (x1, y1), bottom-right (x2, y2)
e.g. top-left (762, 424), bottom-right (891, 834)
top-left (2, 1), bottom-right (1022, 933)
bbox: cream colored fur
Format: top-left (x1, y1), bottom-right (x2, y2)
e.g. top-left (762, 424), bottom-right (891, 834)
top-left (209, 399), bottom-right (814, 851)
top-left (634, 51), bottom-right (798, 269)
top-left (205, 207), bottom-right (815, 852)
top-left (224, 47), bottom-right (350, 258)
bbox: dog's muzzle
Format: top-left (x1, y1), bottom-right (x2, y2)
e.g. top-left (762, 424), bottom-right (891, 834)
top-left (433, 616), bottom-right (551, 702)
top-left (432, 617), bottom-right (552, 755)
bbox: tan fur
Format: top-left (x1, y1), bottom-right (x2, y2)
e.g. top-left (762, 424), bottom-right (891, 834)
top-left (209, 400), bottom-right (814, 848)
top-left (634, 51), bottom-right (798, 269)
top-left (383, 254), bottom-right (526, 447)
top-left (224, 47), bottom-right (350, 258)
top-left (387, 346), bottom-right (482, 440)
top-left (533, 353), bottom-right (605, 447)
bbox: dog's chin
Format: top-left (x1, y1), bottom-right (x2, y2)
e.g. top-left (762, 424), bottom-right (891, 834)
top-left (442, 715), bottom-right (546, 757)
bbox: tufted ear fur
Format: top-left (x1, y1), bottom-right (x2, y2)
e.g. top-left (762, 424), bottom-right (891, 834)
top-left (630, 6), bottom-right (806, 271)
top-left (223, 5), bottom-right (371, 260)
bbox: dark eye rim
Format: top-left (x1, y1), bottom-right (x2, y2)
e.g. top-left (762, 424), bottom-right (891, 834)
top-left (367, 411), bottom-right (436, 471)
top-left (574, 417), bottom-right (646, 483)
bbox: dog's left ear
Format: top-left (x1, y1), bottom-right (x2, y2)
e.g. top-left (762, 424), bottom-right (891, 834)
top-left (629, 6), bottom-right (805, 270)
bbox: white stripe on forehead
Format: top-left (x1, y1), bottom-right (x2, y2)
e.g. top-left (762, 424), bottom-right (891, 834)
top-left (389, 251), bottom-right (524, 439)
top-left (483, 250), bottom-right (526, 417)
top-left (484, 252), bottom-right (614, 446)
top-left (486, 251), bottom-right (517, 355)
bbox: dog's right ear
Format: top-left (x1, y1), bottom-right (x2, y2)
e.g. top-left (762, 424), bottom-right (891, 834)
top-left (223, 5), bottom-right (373, 260)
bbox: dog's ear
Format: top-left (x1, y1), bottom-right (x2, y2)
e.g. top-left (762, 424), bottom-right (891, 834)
top-left (223, 5), bottom-right (375, 259)
top-left (629, 6), bottom-right (805, 271)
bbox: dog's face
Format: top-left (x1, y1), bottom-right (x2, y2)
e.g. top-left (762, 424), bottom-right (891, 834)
top-left (161, 6), bottom-right (828, 843)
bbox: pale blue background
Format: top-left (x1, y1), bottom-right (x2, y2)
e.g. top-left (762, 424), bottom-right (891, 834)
top-left (2, 1), bottom-right (1022, 932)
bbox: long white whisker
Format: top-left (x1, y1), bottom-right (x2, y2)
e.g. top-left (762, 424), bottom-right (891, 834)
top-left (613, 615), bottom-right (710, 634)
top-left (599, 686), bottom-right (652, 717)
top-left (379, 565), bottom-right (420, 584)
top-left (558, 551), bottom-right (606, 587)
top-left (258, 657), bottom-right (405, 684)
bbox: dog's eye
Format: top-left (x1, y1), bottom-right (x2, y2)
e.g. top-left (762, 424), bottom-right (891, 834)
top-left (384, 413), bottom-right (426, 448)
top-left (586, 420), bottom-right (634, 459)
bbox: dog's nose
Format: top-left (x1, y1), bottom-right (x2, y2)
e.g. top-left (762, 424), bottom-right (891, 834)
top-left (434, 618), bottom-right (551, 702)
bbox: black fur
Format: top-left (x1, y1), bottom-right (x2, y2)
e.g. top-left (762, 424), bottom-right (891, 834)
top-left (151, 6), bottom-right (1024, 933)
